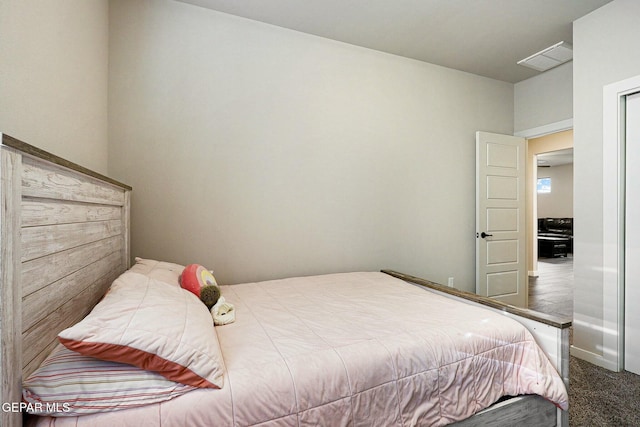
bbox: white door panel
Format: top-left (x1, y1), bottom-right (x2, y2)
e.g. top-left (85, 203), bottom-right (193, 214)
top-left (487, 176), bottom-right (518, 199)
top-left (625, 91), bottom-right (640, 375)
top-left (487, 240), bottom-right (519, 264)
top-left (487, 271), bottom-right (519, 297)
top-left (487, 208), bottom-right (518, 231)
top-left (476, 131), bottom-right (526, 307)
top-left (487, 142), bottom-right (519, 167)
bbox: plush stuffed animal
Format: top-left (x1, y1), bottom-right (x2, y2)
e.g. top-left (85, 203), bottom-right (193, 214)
top-left (199, 284), bottom-right (221, 309)
top-left (180, 264), bottom-right (221, 309)
top-left (211, 297), bottom-right (235, 326)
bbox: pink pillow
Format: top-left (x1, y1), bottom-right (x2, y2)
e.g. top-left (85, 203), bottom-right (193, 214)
top-left (58, 272), bottom-right (224, 389)
top-left (181, 264), bottom-right (217, 297)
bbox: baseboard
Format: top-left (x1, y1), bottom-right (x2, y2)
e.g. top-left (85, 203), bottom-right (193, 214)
top-left (528, 270), bottom-right (539, 277)
top-left (570, 345), bottom-right (620, 371)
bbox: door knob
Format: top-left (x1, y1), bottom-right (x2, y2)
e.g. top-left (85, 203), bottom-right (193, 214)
top-left (480, 232), bottom-right (493, 238)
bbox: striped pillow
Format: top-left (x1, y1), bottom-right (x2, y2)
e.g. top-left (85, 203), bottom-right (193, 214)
top-left (23, 344), bottom-right (197, 416)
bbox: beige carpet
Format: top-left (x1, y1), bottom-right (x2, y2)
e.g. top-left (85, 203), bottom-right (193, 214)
top-left (569, 356), bottom-right (640, 426)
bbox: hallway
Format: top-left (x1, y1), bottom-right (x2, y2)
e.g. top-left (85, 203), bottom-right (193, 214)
top-left (528, 254), bottom-right (573, 319)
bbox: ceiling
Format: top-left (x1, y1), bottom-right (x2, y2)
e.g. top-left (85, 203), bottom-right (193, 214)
top-left (538, 148), bottom-right (573, 167)
top-left (176, 0), bottom-right (612, 83)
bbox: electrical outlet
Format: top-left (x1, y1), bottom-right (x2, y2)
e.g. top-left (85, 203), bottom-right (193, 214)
top-left (447, 277), bottom-right (454, 287)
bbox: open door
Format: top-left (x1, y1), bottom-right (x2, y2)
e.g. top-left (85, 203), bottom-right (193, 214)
top-left (476, 131), bottom-right (526, 307)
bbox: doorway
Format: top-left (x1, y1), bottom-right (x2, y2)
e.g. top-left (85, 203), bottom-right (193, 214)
top-left (525, 130), bottom-right (574, 318)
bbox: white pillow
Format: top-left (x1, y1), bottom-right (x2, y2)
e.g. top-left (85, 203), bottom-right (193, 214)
top-left (129, 257), bottom-right (185, 286)
top-left (58, 272), bottom-right (224, 388)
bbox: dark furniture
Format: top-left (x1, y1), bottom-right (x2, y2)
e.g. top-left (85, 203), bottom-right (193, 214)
top-left (538, 236), bottom-right (569, 258)
top-left (538, 217), bottom-right (573, 255)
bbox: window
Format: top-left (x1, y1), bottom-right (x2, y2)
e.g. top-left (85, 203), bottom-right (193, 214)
top-left (537, 177), bottom-right (551, 193)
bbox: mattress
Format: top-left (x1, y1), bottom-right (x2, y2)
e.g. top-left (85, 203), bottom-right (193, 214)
top-left (29, 272), bottom-right (568, 426)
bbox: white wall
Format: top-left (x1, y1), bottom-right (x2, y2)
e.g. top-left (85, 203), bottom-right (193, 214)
top-left (573, 0), bottom-right (640, 363)
top-left (514, 61), bottom-right (573, 134)
top-left (537, 164), bottom-right (573, 218)
top-left (0, 0), bottom-right (109, 173)
top-left (108, 0), bottom-right (514, 288)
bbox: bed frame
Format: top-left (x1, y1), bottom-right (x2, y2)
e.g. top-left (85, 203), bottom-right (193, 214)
top-left (383, 270), bottom-right (570, 426)
top-left (0, 135), bottom-right (132, 427)
top-left (0, 135), bottom-right (569, 426)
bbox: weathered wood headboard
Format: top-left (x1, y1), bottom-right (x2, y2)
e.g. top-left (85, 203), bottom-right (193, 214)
top-left (0, 134), bottom-right (132, 427)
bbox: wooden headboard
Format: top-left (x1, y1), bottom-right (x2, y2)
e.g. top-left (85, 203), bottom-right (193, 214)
top-left (0, 134), bottom-right (132, 427)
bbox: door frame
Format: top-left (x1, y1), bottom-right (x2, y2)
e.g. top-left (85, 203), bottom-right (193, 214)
top-left (603, 74), bottom-right (640, 371)
top-left (515, 120), bottom-right (574, 279)
top-left (514, 119), bottom-right (573, 140)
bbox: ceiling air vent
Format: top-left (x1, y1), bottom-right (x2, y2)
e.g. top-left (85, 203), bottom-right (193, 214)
top-left (517, 41), bottom-right (573, 72)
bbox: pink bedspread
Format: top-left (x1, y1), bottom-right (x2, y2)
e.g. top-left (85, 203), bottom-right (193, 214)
top-left (31, 272), bottom-right (568, 426)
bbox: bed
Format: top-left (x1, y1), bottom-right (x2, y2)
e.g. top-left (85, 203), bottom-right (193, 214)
top-left (0, 135), bottom-right (570, 426)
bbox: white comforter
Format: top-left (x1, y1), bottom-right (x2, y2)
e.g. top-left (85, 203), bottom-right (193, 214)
top-left (33, 272), bottom-right (568, 426)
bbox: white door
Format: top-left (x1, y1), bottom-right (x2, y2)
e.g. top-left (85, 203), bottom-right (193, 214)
top-left (625, 91), bottom-right (640, 375)
top-left (476, 131), bottom-right (526, 307)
